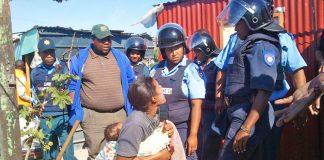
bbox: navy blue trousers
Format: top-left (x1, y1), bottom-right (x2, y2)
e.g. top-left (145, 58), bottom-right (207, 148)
top-left (198, 110), bottom-right (222, 160)
top-left (40, 114), bottom-right (76, 160)
top-left (176, 122), bottom-right (198, 160)
top-left (217, 102), bottom-right (271, 160)
top-left (262, 103), bottom-right (284, 160)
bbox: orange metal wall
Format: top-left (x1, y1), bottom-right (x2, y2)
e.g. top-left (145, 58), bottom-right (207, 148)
top-left (157, 0), bottom-right (324, 159)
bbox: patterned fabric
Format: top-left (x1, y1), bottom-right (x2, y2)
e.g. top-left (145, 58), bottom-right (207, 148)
top-left (96, 124), bottom-right (170, 160)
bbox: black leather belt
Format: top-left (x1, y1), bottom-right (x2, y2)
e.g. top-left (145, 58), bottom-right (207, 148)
top-left (104, 107), bottom-right (124, 113)
top-left (224, 95), bottom-right (251, 106)
top-left (84, 105), bottom-right (124, 113)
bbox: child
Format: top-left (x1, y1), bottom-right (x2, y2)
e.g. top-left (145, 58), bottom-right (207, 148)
top-left (96, 121), bottom-right (171, 160)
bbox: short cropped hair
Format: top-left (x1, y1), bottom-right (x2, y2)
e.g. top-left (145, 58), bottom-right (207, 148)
top-left (127, 77), bottom-right (157, 112)
top-left (15, 60), bottom-right (25, 69)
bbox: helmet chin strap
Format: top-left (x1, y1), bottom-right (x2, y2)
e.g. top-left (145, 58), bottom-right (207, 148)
top-left (195, 55), bottom-right (209, 66)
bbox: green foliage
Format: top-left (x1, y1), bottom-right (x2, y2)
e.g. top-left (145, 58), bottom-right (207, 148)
top-left (47, 73), bottom-right (76, 109)
top-left (19, 106), bottom-right (30, 120)
top-left (21, 128), bottom-right (52, 151)
top-left (52, 73), bottom-right (79, 87)
top-left (45, 119), bottom-right (52, 129)
top-left (19, 72), bottom-right (79, 151)
top-left (42, 141), bottom-right (54, 151)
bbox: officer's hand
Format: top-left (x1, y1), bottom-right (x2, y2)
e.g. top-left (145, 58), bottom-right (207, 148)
top-left (275, 86), bottom-right (306, 106)
top-left (186, 134), bottom-right (198, 156)
top-left (308, 97), bottom-right (321, 115)
top-left (274, 96), bottom-right (294, 105)
top-left (274, 98), bottom-right (307, 127)
top-left (162, 121), bottom-right (174, 137)
top-left (233, 130), bottom-right (250, 154)
top-left (292, 109), bottom-right (308, 129)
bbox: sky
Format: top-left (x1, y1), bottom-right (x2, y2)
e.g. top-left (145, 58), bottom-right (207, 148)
top-left (10, 0), bottom-right (174, 36)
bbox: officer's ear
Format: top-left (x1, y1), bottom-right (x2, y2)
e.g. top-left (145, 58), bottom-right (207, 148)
top-left (151, 96), bottom-right (157, 104)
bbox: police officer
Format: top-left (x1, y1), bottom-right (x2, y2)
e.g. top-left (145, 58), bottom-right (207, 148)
top-left (214, 0), bottom-right (308, 159)
top-left (189, 30), bottom-right (221, 160)
top-left (151, 23), bottom-right (205, 160)
top-left (125, 37), bottom-right (150, 78)
top-left (215, 0), bottom-right (283, 159)
top-left (31, 38), bottom-right (76, 160)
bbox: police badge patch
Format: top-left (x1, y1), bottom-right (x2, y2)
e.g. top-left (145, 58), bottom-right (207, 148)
top-left (262, 49), bottom-right (275, 66)
top-left (44, 39), bottom-right (50, 45)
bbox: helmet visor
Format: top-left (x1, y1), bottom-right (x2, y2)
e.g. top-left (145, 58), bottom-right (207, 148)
top-left (216, 0), bottom-right (255, 27)
top-left (188, 32), bottom-right (206, 51)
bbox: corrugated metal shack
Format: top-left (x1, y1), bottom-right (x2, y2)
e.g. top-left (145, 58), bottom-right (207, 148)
top-left (156, 0), bottom-right (324, 159)
top-left (15, 26), bottom-right (156, 62)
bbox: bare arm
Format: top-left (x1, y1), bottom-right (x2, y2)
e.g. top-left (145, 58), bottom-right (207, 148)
top-left (215, 70), bottom-right (226, 112)
top-left (243, 90), bottom-right (271, 129)
top-left (69, 92), bottom-right (75, 103)
top-left (274, 74), bottom-right (324, 126)
top-left (233, 90), bottom-right (271, 153)
top-left (16, 76), bottom-right (33, 102)
top-left (215, 70), bottom-right (226, 98)
top-left (276, 73), bottom-right (324, 106)
top-left (291, 69), bottom-right (311, 124)
top-left (186, 99), bottom-right (202, 155)
top-left (292, 69), bottom-right (307, 89)
top-left (135, 149), bottom-right (172, 160)
top-left (117, 149), bottom-right (172, 160)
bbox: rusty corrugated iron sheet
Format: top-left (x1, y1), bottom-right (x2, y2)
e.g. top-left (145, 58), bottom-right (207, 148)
top-left (157, 0), bottom-right (324, 159)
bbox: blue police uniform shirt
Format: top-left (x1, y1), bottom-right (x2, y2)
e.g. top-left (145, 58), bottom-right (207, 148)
top-left (134, 61), bottom-right (150, 77)
top-left (31, 59), bottom-right (64, 83)
top-left (215, 33), bottom-right (307, 100)
top-left (31, 59), bottom-right (67, 97)
top-left (30, 59), bottom-right (68, 116)
top-left (279, 32), bottom-right (307, 73)
top-left (199, 57), bottom-right (218, 85)
top-left (247, 40), bottom-right (280, 91)
top-left (150, 56), bottom-right (206, 99)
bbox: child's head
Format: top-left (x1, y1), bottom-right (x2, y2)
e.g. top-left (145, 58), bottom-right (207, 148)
top-left (104, 122), bottom-right (123, 141)
top-left (128, 77), bottom-right (165, 112)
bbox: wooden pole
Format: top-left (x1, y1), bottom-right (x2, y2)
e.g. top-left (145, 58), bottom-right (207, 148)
top-left (24, 56), bottom-right (31, 94)
top-left (0, 0), bottom-right (22, 159)
top-left (56, 120), bottom-right (80, 160)
top-left (67, 32), bottom-right (76, 72)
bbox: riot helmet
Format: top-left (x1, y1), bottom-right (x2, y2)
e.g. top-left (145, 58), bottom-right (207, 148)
top-left (158, 23), bottom-right (189, 58)
top-left (217, 0), bottom-right (282, 32)
top-left (262, 0), bottom-right (286, 32)
top-left (263, 0), bottom-right (274, 15)
top-left (189, 30), bottom-right (219, 57)
top-left (125, 37), bottom-right (147, 58)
